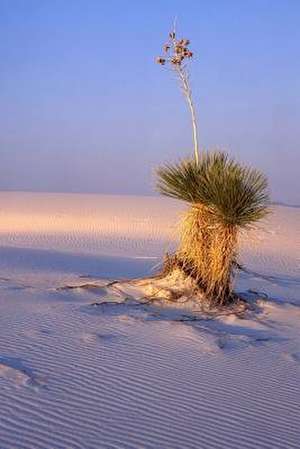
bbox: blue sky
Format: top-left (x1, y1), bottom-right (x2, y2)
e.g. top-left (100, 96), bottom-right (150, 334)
top-left (0, 0), bottom-right (299, 204)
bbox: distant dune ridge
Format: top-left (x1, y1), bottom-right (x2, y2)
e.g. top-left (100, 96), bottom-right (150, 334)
top-left (0, 191), bottom-right (299, 449)
top-left (0, 191), bottom-right (299, 267)
top-left (0, 191), bottom-right (182, 258)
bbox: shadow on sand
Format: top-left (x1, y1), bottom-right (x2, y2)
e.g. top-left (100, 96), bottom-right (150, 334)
top-left (0, 246), bottom-right (158, 279)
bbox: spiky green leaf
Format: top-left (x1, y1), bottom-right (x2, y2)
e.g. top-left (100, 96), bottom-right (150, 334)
top-left (157, 151), bottom-right (270, 227)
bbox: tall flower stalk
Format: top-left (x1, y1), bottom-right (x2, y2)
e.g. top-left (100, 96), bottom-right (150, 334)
top-left (156, 30), bottom-right (199, 164)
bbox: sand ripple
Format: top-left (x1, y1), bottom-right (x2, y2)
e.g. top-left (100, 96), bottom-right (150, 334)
top-left (0, 192), bottom-right (299, 448)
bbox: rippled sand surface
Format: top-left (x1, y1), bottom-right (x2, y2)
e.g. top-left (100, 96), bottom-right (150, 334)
top-left (0, 192), bottom-right (299, 449)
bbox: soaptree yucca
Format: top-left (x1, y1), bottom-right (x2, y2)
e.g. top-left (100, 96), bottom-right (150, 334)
top-left (156, 27), bottom-right (270, 305)
top-left (157, 152), bottom-right (270, 304)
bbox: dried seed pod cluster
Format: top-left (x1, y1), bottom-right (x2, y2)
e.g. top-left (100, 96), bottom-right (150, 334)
top-left (156, 31), bottom-right (193, 67)
top-left (155, 26), bottom-right (200, 165)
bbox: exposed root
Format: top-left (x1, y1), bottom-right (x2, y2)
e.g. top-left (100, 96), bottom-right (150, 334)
top-left (88, 274), bottom-right (251, 320)
top-left (156, 251), bottom-right (239, 306)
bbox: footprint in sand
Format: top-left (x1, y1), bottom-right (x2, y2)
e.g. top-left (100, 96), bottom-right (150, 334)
top-left (0, 360), bottom-right (46, 391)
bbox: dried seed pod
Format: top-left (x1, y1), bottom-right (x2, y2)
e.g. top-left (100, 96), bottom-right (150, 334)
top-left (175, 46), bottom-right (182, 54)
top-left (156, 33), bottom-right (193, 69)
top-left (156, 57), bottom-right (166, 65)
top-left (173, 56), bottom-right (182, 65)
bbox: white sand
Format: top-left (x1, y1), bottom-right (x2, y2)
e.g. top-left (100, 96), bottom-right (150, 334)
top-left (0, 192), bottom-right (299, 449)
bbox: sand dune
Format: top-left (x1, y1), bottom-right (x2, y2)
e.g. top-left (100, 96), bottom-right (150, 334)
top-left (0, 192), bottom-right (299, 449)
top-left (0, 192), bottom-right (181, 258)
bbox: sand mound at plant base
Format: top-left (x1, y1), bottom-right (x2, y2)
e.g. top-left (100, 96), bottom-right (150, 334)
top-left (111, 269), bottom-right (246, 313)
top-left (132, 268), bottom-right (202, 302)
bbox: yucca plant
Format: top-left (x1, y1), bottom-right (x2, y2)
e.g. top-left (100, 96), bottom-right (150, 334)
top-left (157, 152), bottom-right (270, 305)
top-left (155, 28), bottom-right (270, 306)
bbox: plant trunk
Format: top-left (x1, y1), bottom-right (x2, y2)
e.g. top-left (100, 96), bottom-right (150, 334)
top-left (177, 68), bottom-right (199, 165)
top-left (178, 205), bottom-right (238, 305)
